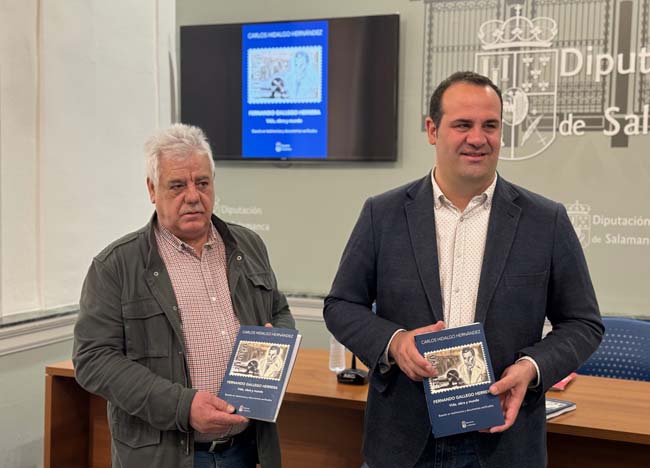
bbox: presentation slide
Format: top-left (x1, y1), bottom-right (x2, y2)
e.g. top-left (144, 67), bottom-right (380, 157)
top-left (242, 20), bottom-right (329, 159)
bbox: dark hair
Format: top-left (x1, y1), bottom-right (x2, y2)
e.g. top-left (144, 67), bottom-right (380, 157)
top-left (461, 347), bottom-right (475, 357)
top-left (428, 71), bottom-right (503, 128)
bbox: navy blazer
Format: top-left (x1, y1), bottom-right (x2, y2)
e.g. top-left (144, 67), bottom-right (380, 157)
top-left (324, 174), bottom-right (603, 468)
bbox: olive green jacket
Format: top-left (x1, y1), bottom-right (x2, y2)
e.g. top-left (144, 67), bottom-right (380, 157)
top-left (73, 214), bottom-right (294, 468)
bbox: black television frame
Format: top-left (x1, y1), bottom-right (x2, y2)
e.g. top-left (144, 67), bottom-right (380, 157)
top-left (180, 14), bottom-right (400, 162)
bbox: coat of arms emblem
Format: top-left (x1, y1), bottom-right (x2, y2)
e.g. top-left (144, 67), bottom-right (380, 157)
top-left (567, 200), bottom-right (592, 249)
top-left (475, 5), bottom-right (559, 160)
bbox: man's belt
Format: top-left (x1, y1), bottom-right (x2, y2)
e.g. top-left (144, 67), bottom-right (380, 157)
top-left (194, 426), bottom-right (254, 453)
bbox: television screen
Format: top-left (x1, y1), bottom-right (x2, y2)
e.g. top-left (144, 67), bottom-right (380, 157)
top-left (180, 14), bottom-right (399, 161)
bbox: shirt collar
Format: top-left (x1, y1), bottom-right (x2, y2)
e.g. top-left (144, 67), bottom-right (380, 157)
top-left (431, 168), bottom-right (498, 210)
top-left (155, 221), bottom-right (218, 253)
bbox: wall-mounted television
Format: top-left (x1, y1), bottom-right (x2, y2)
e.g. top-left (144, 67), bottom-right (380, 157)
top-left (180, 14), bottom-right (399, 162)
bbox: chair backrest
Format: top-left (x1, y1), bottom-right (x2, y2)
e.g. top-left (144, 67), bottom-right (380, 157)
top-left (577, 317), bottom-right (650, 381)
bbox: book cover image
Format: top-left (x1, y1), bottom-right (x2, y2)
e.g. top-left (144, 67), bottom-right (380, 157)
top-left (219, 326), bottom-right (301, 422)
top-left (415, 323), bottom-right (504, 438)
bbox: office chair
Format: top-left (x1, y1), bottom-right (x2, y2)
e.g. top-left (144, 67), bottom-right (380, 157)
top-left (577, 317), bottom-right (650, 382)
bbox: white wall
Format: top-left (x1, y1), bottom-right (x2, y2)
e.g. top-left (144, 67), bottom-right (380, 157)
top-left (0, 1), bottom-right (176, 466)
top-left (0, 0), bottom-right (40, 314)
top-left (0, 0), bottom-right (176, 317)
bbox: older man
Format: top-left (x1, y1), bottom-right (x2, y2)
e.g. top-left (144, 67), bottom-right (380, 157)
top-left (73, 124), bottom-right (293, 468)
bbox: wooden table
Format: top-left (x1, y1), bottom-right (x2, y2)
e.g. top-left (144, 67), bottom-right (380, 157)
top-left (545, 375), bottom-right (650, 467)
top-left (45, 350), bottom-right (650, 468)
top-left (278, 350), bottom-right (368, 467)
top-left (44, 360), bottom-right (108, 468)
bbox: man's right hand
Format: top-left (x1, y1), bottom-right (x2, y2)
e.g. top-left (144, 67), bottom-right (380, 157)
top-left (389, 322), bottom-right (445, 381)
top-left (189, 391), bottom-right (249, 433)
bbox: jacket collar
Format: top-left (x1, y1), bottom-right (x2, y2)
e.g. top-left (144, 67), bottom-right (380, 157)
top-left (404, 173), bottom-right (521, 325)
top-left (474, 176), bottom-right (521, 324)
top-left (404, 174), bottom-right (444, 323)
top-left (142, 212), bottom-right (239, 269)
top-left (140, 212), bottom-right (242, 344)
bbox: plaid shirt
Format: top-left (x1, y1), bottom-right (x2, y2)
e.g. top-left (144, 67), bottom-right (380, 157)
top-left (155, 222), bottom-right (244, 440)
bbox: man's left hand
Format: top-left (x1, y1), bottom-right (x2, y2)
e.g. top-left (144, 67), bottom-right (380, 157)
top-left (487, 359), bottom-right (537, 433)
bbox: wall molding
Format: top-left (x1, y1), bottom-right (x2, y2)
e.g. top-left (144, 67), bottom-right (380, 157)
top-left (288, 297), bottom-right (324, 322)
top-left (0, 313), bottom-right (76, 357)
top-left (0, 296), bottom-right (323, 356)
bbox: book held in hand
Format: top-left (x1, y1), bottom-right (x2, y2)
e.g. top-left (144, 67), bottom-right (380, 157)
top-left (415, 322), bottom-right (504, 438)
top-left (545, 398), bottom-right (576, 420)
top-left (219, 325), bottom-right (301, 422)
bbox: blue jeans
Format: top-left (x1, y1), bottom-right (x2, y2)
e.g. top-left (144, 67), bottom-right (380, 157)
top-left (363, 432), bottom-right (481, 468)
top-left (193, 437), bottom-right (257, 468)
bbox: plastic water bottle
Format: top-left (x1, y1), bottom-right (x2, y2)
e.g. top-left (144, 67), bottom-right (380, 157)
top-left (328, 335), bottom-right (347, 373)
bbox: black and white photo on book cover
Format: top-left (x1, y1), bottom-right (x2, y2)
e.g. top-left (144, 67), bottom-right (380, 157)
top-left (229, 340), bottom-right (288, 381)
top-left (219, 325), bottom-right (301, 422)
top-left (424, 342), bottom-right (491, 392)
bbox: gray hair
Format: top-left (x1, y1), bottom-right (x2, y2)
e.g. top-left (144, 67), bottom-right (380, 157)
top-left (144, 123), bottom-right (215, 187)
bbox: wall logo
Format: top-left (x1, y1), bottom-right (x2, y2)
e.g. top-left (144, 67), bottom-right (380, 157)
top-left (565, 200), bottom-right (650, 249)
top-left (422, 0), bottom-right (650, 160)
top-left (567, 200), bottom-right (591, 249)
top-left (475, 5), bottom-right (558, 160)
top-left (214, 196), bottom-right (270, 232)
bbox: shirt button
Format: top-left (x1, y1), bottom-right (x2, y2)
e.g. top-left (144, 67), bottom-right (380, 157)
top-left (221, 330), bottom-right (226, 336)
top-left (236, 255), bottom-right (242, 261)
top-left (454, 287), bottom-right (460, 293)
top-left (211, 297), bottom-right (217, 302)
top-left (173, 305), bottom-right (178, 311)
top-left (153, 271), bottom-right (159, 277)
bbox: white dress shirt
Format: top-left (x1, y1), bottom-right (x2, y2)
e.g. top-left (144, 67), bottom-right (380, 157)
top-left (431, 169), bottom-right (495, 328)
